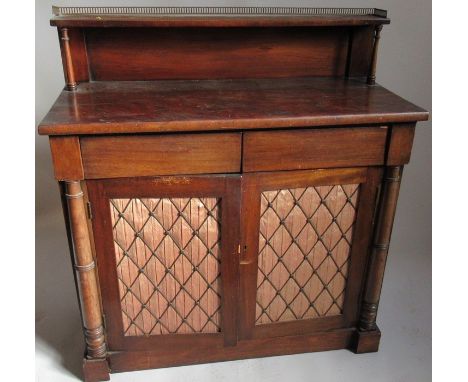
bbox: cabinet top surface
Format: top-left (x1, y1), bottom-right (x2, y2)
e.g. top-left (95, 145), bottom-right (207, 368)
top-left (38, 77), bottom-right (428, 136)
top-left (50, 6), bottom-right (390, 27)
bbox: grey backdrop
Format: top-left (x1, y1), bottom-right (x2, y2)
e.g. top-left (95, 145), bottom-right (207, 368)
top-left (36, 1), bottom-right (431, 381)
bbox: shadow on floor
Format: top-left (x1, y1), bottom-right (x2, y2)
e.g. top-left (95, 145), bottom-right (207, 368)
top-left (36, 212), bottom-right (84, 380)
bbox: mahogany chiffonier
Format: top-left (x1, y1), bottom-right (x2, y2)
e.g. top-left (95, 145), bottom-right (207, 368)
top-left (38, 6), bottom-right (429, 382)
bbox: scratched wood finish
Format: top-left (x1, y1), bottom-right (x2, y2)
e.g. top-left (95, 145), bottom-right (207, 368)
top-left (80, 133), bottom-right (241, 178)
top-left (38, 78), bottom-right (428, 136)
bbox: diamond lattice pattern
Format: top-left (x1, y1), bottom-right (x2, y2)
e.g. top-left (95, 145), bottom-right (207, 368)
top-left (110, 197), bottom-right (221, 336)
top-left (256, 184), bottom-right (360, 325)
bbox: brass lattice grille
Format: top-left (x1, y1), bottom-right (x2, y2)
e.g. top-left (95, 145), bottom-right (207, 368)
top-left (110, 197), bottom-right (221, 336)
top-left (256, 184), bottom-right (359, 325)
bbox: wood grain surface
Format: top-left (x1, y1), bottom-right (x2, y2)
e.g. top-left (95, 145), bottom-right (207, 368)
top-left (80, 133), bottom-right (241, 178)
top-left (86, 27), bottom-right (349, 81)
top-left (39, 77), bottom-right (428, 136)
top-left (243, 127), bottom-right (388, 172)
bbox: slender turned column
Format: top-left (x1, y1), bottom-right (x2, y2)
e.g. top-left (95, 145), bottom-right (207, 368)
top-left (359, 166), bottom-right (403, 331)
top-left (367, 24), bottom-right (383, 85)
top-left (65, 181), bottom-right (106, 359)
top-left (59, 28), bottom-right (77, 91)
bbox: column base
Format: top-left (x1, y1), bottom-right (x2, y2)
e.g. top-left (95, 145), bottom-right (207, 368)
top-left (351, 326), bottom-right (381, 354)
top-left (83, 356), bottom-right (110, 382)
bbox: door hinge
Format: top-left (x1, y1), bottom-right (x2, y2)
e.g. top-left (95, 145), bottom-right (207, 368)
top-left (86, 201), bottom-right (93, 220)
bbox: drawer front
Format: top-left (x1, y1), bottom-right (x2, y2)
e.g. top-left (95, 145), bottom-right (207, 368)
top-left (243, 127), bottom-right (388, 172)
top-left (81, 133), bottom-right (242, 179)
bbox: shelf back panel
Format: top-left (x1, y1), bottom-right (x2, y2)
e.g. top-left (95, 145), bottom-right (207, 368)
top-left (85, 27), bottom-right (357, 81)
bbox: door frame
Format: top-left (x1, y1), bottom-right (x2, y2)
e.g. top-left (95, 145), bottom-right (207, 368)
top-left (87, 175), bottom-right (240, 351)
top-left (238, 167), bottom-right (382, 340)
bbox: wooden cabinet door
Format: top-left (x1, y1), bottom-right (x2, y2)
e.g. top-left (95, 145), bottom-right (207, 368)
top-left (238, 167), bottom-right (381, 340)
top-left (87, 175), bottom-right (240, 351)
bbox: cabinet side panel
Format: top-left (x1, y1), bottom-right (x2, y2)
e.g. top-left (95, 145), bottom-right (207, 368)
top-left (386, 124), bottom-right (416, 165)
top-left (67, 28), bottom-right (90, 82)
top-left (346, 26), bottom-right (374, 77)
top-left (49, 136), bottom-right (84, 180)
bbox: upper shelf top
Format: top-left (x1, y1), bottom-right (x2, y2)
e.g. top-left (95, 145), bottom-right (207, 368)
top-left (38, 77), bottom-right (428, 136)
top-left (50, 6), bottom-right (390, 28)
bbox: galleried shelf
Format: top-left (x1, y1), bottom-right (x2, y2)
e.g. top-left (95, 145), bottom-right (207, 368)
top-left (39, 6), bottom-right (428, 382)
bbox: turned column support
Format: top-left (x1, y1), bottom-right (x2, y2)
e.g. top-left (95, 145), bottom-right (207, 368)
top-left (367, 24), bottom-right (383, 85)
top-left (65, 181), bottom-right (106, 359)
top-left (59, 27), bottom-right (77, 91)
top-left (359, 166), bottom-right (403, 332)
